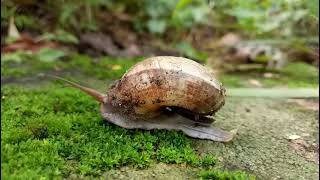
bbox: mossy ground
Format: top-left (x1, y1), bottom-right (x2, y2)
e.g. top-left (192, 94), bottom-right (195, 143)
top-left (1, 52), bottom-right (319, 88)
top-left (1, 53), bottom-right (144, 81)
top-left (219, 63), bottom-right (319, 88)
top-left (1, 84), bottom-right (254, 179)
top-left (1, 53), bottom-right (319, 179)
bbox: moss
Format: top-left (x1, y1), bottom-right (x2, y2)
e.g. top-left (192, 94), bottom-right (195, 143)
top-left (2, 50), bottom-right (318, 88)
top-left (281, 62), bottom-right (319, 87)
top-left (66, 55), bottom-right (144, 80)
top-left (2, 84), bottom-right (241, 179)
top-left (1, 52), bottom-right (144, 80)
top-left (220, 62), bottom-right (318, 88)
top-left (220, 76), bottom-right (245, 88)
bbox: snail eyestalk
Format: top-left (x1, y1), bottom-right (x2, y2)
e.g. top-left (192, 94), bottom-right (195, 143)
top-left (46, 74), bottom-right (106, 103)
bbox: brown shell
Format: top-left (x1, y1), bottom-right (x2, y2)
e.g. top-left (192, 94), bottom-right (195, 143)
top-left (106, 56), bottom-right (226, 119)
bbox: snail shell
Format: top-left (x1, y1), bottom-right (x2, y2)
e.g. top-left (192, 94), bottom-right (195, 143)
top-left (106, 56), bottom-right (226, 119)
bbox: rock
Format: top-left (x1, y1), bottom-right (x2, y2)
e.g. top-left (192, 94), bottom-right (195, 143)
top-left (248, 79), bottom-right (262, 87)
top-left (287, 134), bottom-right (301, 140)
top-left (263, 73), bottom-right (274, 78)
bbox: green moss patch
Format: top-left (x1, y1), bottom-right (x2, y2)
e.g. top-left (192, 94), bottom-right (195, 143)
top-left (220, 62), bottom-right (319, 88)
top-left (1, 52), bottom-right (143, 80)
top-left (2, 85), bottom-right (244, 179)
top-left (2, 51), bottom-right (318, 88)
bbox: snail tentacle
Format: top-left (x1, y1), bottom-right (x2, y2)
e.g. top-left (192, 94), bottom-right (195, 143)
top-left (47, 74), bottom-right (107, 103)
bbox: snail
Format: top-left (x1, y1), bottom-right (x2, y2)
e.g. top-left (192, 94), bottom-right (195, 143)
top-left (49, 56), bottom-right (234, 142)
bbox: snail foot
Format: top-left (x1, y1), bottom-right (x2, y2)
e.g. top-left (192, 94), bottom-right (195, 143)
top-left (101, 104), bottom-right (233, 142)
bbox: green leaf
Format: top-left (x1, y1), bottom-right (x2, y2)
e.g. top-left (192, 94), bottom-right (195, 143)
top-left (147, 19), bottom-right (167, 34)
top-left (172, 0), bottom-right (193, 17)
top-left (175, 41), bottom-right (208, 62)
top-left (41, 30), bottom-right (79, 44)
top-left (36, 48), bottom-right (65, 62)
top-left (15, 15), bottom-right (35, 29)
top-left (307, 0), bottom-right (319, 18)
top-left (59, 3), bottom-right (79, 26)
top-left (176, 41), bottom-right (196, 57)
top-left (1, 51), bottom-right (33, 63)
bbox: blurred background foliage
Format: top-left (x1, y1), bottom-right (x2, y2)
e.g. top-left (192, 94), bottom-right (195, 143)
top-left (1, 0), bottom-right (318, 37)
top-left (1, 0), bottom-right (319, 75)
top-left (1, 1), bottom-right (319, 178)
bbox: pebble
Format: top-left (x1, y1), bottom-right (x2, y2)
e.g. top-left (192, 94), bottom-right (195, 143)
top-left (263, 73), bottom-right (274, 78)
top-left (287, 134), bottom-right (301, 140)
top-left (301, 133), bottom-right (310, 137)
top-left (248, 79), bottom-right (262, 87)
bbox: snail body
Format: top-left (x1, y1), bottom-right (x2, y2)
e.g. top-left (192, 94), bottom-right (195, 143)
top-left (51, 56), bottom-right (233, 142)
